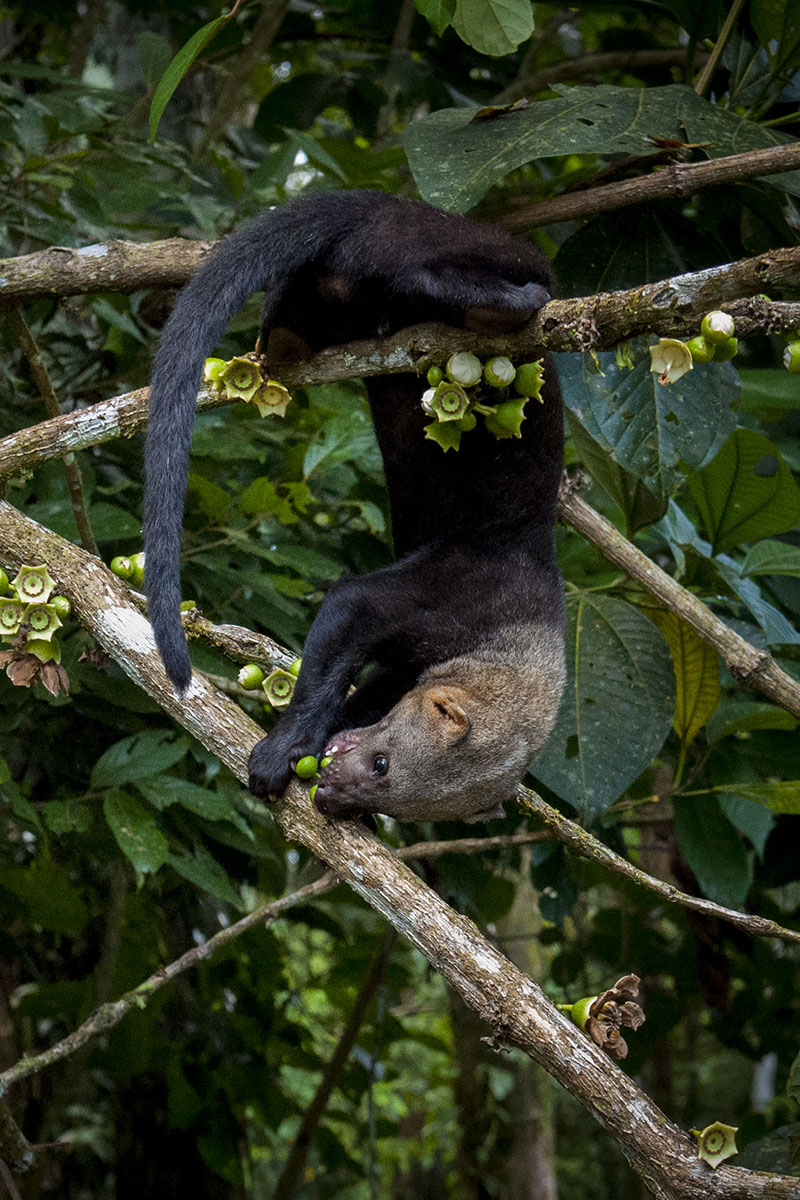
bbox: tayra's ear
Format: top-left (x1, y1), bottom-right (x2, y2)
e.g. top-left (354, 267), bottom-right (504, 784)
top-left (422, 686), bottom-right (471, 745)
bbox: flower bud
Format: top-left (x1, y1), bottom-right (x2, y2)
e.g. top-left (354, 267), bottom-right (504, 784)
top-left (784, 341), bottom-right (800, 374)
top-left (712, 336), bottom-right (738, 363)
top-left (238, 664), bottom-right (264, 690)
top-left (700, 311), bottom-right (735, 344)
top-left (446, 351), bottom-right (482, 387)
top-left (513, 360), bottom-right (545, 399)
top-left (686, 335), bottom-right (715, 364)
top-left (483, 357), bottom-right (516, 389)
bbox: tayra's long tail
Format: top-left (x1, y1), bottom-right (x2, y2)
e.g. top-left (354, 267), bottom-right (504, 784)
top-left (143, 202), bottom-right (347, 690)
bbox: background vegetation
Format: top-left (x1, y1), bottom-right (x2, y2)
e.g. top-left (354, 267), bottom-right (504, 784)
top-left (0, 0), bottom-right (799, 1196)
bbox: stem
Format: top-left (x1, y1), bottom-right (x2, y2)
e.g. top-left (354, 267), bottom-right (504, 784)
top-left (694, 0), bottom-right (747, 96)
top-left (5, 310), bottom-right (99, 556)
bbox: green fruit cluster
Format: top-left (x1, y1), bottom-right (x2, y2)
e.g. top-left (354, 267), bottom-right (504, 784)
top-left (0, 564), bottom-right (73, 691)
top-left (203, 356), bottom-right (292, 418)
top-left (421, 354), bottom-right (546, 452)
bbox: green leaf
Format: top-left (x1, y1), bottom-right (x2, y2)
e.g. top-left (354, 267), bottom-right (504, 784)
top-left (43, 800), bottom-right (93, 834)
top-left (742, 539), bottom-right (800, 579)
top-left (559, 348), bottom-right (738, 508)
top-left (688, 429), bottom-right (800, 555)
top-left (743, 0), bottom-right (800, 73)
top-left (789, 1051), bottom-right (800, 1105)
top-left (532, 595), bottom-right (675, 822)
top-left (706, 699), bottom-right (798, 743)
top-left (186, 474), bottom-right (232, 520)
top-left (672, 797), bottom-right (751, 908)
top-left (87, 503), bottom-right (143, 541)
top-left (648, 610), bottom-right (720, 747)
top-left (414, 0), bottom-right (456, 35)
top-left (104, 790), bottom-right (170, 874)
top-left (716, 558), bottom-right (800, 646)
top-left (237, 478), bottom-right (311, 524)
top-left (567, 410), bottom-right (666, 533)
top-left (168, 846), bottom-right (242, 906)
top-left (149, 14), bottom-right (232, 142)
top-left (718, 795), bottom-right (774, 858)
top-left (738, 368), bottom-right (800, 414)
top-left (136, 776), bottom-right (253, 837)
top-left (452, 0), bottom-right (533, 57)
top-left (714, 781), bottom-right (800, 815)
top-left (91, 733), bottom-right (190, 789)
top-left (406, 84), bottom-right (800, 211)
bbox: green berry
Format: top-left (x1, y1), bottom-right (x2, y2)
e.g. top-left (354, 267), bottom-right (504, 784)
top-left (238, 663), bottom-right (264, 689)
top-left (483, 356), bottom-right (516, 389)
top-left (289, 658), bottom-right (302, 677)
top-left (295, 755), bottom-right (319, 779)
top-left (712, 336), bottom-right (738, 362)
top-left (0, 570), bottom-right (8, 594)
top-left (426, 366), bottom-right (443, 387)
top-left (309, 783), bottom-right (319, 802)
top-left (320, 755), bottom-right (333, 769)
top-left (109, 556), bottom-right (133, 580)
top-left (784, 342), bottom-right (800, 373)
top-left (686, 335), bottom-right (715, 364)
top-left (700, 311), bottom-right (735, 345)
top-left (50, 595), bottom-right (72, 619)
top-left (128, 552), bottom-right (146, 587)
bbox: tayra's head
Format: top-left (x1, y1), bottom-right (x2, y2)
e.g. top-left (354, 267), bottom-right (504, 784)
top-left (313, 667), bottom-right (563, 824)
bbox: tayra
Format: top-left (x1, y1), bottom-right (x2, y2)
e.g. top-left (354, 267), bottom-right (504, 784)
top-left (144, 189), bottom-right (565, 823)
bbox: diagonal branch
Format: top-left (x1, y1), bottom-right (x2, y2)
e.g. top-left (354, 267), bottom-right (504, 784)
top-left (0, 499), bottom-right (795, 1198)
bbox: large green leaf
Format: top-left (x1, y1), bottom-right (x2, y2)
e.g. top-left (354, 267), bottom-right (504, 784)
top-left (169, 846), bottom-right (242, 906)
top-left (688, 429), bottom-right (800, 554)
top-left (404, 84), bottom-right (800, 210)
top-left (744, 0), bottom-right (800, 73)
top-left (136, 776), bottom-right (253, 838)
top-left (649, 610), bottom-right (720, 747)
top-left (714, 781), bottom-right (800, 815)
top-left (451, 0), bottom-right (533, 57)
top-left (559, 348), bottom-right (739, 508)
top-left (91, 732), bottom-right (190, 789)
top-left (532, 595), bottom-right (675, 822)
top-left (672, 797), bottom-right (751, 909)
top-left (567, 410), bottom-right (667, 533)
top-left (104, 790), bottom-right (170, 874)
top-left (742, 539), bottom-right (800, 579)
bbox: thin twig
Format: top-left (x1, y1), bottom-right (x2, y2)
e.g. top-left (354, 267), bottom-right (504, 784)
top-left (518, 787), bottom-right (800, 944)
top-left (499, 142), bottom-right (800, 231)
top-left (694, 0), bottom-right (747, 96)
top-left (5, 310), bottom-right (98, 555)
top-left (557, 481), bottom-right (800, 719)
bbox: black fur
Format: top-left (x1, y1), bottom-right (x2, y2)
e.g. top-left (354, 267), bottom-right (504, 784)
top-left (143, 189), bottom-right (563, 806)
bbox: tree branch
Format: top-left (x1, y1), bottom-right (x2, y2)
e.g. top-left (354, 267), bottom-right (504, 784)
top-left (0, 502), bottom-right (797, 1197)
top-left (557, 482), bottom-right (800, 720)
top-left (1, 247), bottom-right (799, 483)
top-left (499, 142), bottom-right (800, 231)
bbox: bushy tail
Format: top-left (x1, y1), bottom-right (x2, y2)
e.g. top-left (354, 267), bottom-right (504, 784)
top-left (143, 202), bottom-right (344, 690)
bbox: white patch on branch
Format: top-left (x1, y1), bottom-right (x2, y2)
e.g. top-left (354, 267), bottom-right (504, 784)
top-left (96, 605), bottom-right (156, 653)
top-left (77, 244), bottom-right (111, 259)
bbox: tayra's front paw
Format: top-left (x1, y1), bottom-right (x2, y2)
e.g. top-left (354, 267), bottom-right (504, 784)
top-left (248, 726), bottom-right (326, 799)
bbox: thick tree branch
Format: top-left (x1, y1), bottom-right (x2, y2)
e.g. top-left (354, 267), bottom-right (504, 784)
top-left (500, 142), bottom-right (800, 231)
top-left (0, 239), bottom-right (211, 306)
top-left (0, 503), bottom-right (797, 1198)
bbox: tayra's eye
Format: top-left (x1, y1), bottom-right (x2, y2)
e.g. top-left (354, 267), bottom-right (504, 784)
top-left (372, 754), bottom-right (389, 776)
